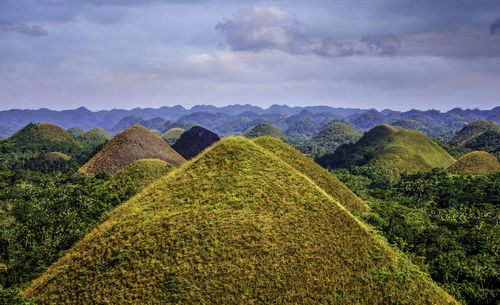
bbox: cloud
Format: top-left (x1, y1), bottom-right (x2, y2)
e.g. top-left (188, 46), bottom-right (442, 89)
top-left (316, 35), bottom-right (401, 56)
top-left (490, 17), bottom-right (500, 34)
top-left (216, 6), bottom-right (400, 57)
top-left (0, 20), bottom-right (47, 36)
top-left (215, 6), bottom-right (309, 54)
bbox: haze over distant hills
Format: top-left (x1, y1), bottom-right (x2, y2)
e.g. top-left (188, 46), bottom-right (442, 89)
top-left (0, 105), bottom-right (498, 140)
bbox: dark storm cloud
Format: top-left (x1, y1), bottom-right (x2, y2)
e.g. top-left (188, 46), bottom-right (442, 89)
top-left (491, 17), bottom-right (500, 34)
top-left (217, 7), bottom-right (400, 57)
top-left (0, 20), bottom-right (47, 36)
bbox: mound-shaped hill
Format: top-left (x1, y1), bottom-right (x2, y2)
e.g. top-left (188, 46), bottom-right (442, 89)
top-left (253, 136), bottom-right (368, 212)
top-left (447, 151), bottom-right (500, 175)
top-left (43, 152), bottom-right (71, 161)
top-left (24, 137), bottom-right (456, 304)
top-left (4, 123), bottom-right (83, 156)
top-left (310, 122), bottom-right (361, 151)
top-left (449, 120), bottom-right (500, 146)
top-left (67, 127), bottom-right (86, 137)
top-left (107, 159), bottom-right (176, 200)
top-left (245, 123), bottom-right (288, 141)
top-left (318, 125), bottom-right (455, 176)
top-left (88, 127), bottom-right (113, 140)
top-left (391, 119), bottom-right (427, 132)
top-left (161, 128), bottom-right (185, 145)
top-left (172, 126), bottom-right (220, 159)
top-left (150, 129), bottom-right (162, 137)
top-left (79, 125), bottom-right (186, 176)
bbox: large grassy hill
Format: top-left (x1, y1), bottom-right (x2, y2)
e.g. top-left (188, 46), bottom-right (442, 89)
top-left (79, 125), bottom-right (186, 175)
top-left (253, 136), bottom-right (368, 212)
top-left (447, 151), bottom-right (500, 175)
top-left (318, 125), bottom-right (455, 176)
top-left (25, 137), bottom-right (456, 304)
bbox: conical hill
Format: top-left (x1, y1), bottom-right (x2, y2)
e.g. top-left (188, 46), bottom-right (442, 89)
top-left (25, 137), bottom-right (456, 304)
top-left (449, 120), bottom-right (500, 146)
top-left (311, 122), bottom-right (361, 145)
top-left (253, 136), bottom-right (368, 212)
top-left (447, 151), bottom-right (500, 175)
top-left (245, 123), bottom-right (288, 141)
top-left (79, 125), bottom-right (186, 175)
top-left (5, 122), bottom-right (83, 156)
top-left (318, 125), bottom-right (455, 176)
top-left (172, 126), bottom-right (220, 159)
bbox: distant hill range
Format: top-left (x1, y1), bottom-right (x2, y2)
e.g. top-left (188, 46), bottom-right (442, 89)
top-left (0, 105), bottom-right (498, 141)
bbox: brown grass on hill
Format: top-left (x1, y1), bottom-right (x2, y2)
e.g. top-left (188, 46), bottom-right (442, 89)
top-left (79, 125), bottom-right (186, 175)
top-left (43, 152), bottom-right (71, 160)
top-left (447, 151), bottom-right (500, 175)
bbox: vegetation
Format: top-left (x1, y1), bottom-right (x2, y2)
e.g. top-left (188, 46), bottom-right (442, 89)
top-left (318, 125), bottom-right (455, 177)
top-left (391, 119), bottom-right (427, 132)
top-left (245, 123), bottom-right (288, 141)
top-left (161, 128), bottom-right (185, 145)
top-left (172, 126), bottom-right (220, 159)
top-left (449, 120), bottom-right (499, 146)
top-left (43, 152), bottom-right (71, 161)
top-left (107, 159), bottom-right (176, 201)
top-left (88, 127), bottom-right (112, 140)
top-left (334, 167), bottom-right (499, 304)
top-left (79, 125), bottom-right (186, 176)
top-left (447, 151), bottom-right (500, 175)
top-left (253, 136), bottom-right (368, 212)
top-left (24, 137), bottom-right (456, 304)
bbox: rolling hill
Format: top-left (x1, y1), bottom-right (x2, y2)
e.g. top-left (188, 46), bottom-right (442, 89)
top-left (79, 125), bottom-right (186, 175)
top-left (245, 123), bottom-right (289, 141)
top-left (88, 127), bottom-right (113, 140)
top-left (161, 128), bottom-right (185, 145)
top-left (318, 125), bottom-right (455, 176)
top-left (253, 136), bottom-right (368, 212)
top-left (24, 137), bottom-right (456, 304)
top-left (449, 120), bottom-right (500, 146)
top-left (172, 126), bottom-right (220, 159)
top-left (447, 151), bottom-right (500, 175)
top-left (310, 122), bottom-right (362, 152)
top-left (3, 122), bottom-right (84, 156)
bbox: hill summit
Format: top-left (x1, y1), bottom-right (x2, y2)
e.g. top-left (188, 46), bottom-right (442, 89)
top-left (245, 123), bottom-right (288, 141)
top-left (310, 122), bottom-right (361, 151)
top-left (318, 124), bottom-right (455, 176)
top-left (25, 137), bottom-right (456, 304)
top-left (88, 127), bottom-right (113, 140)
top-left (79, 125), bottom-right (186, 175)
top-left (449, 120), bottom-right (499, 146)
top-left (447, 151), bottom-right (500, 175)
top-left (161, 127), bottom-right (185, 145)
top-left (172, 126), bottom-right (220, 159)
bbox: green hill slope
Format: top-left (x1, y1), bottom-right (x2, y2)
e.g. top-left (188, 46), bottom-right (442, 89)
top-left (318, 125), bottom-right (455, 176)
top-left (447, 151), bottom-right (500, 175)
top-left (161, 127), bottom-right (185, 145)
top-left (245, 123), bottom-right (288, 141)
top-left (449, 120), bottom-right (500, 146)
top-left (309, 122), bottom-right (362, 153)
top-left (25, 137), bottom-right (456, 304)
top-left (107, 159), bottom-right (176, 200)
top-left (253, 136), bottom-right (368, 212)
top-left (2, 123), bottom-right (83, 156)
top-left (79, 125), bottom-right (186, 176)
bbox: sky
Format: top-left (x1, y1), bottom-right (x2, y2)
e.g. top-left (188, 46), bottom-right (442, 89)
top-left (1, 0), bottom-right (500, 111)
